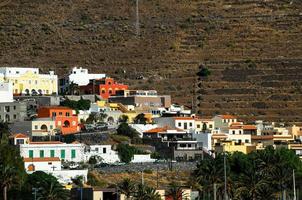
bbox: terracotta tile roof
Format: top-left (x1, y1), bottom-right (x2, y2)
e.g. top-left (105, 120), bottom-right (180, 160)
top-left (243, 125), bottom-right (257, 130)
top-left (251, 135), bottom-right (274, 140)
top-left (29, 141), bottom-right (63, 145)
top-left (229, 126), bottom-right (243, 130)
top-left (144, 126), bottom-right (184, 133)
top-left (10, 133), bottom-right (29, 138)
top-left (24, 157), bottom-right (61, 162)
top-left (219, 115), bottom-right (237, 119)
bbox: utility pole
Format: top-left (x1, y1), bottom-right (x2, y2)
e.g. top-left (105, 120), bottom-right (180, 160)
top-left (135, 0), bottom-right (140, 37)
top-left (293, 169), bottom-right (296, 200)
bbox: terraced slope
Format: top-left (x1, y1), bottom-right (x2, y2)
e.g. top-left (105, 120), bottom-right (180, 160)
top-left (0, 0), bottom-right (301, 122)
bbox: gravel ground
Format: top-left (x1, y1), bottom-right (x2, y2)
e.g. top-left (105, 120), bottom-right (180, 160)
top-left (96, 162), bottom-right (198, 173)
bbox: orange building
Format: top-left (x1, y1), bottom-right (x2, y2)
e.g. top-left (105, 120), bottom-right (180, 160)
top-left (37, 106), bottom-right (79, 135)
top-left (99, 77), bottom-right (128, 99)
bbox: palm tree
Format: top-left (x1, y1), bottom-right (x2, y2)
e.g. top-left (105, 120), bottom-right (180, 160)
top-left (118, 178), bottom-right (136, 200)
top-left (0, 165), bottom-right (18, 200)
top-left (165, 181), bottom-right (185, 200)
top-left (133, 183), bottom-right (161, 200)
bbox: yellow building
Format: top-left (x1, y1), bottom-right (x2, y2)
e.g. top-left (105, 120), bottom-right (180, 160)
top-left (0, 67), bottom-right (58, 95)
top-left (216, 141), bottom-right (256, 154)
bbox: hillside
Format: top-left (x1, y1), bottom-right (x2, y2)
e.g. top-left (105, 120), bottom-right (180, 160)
top-left (0, 0), bottom-right (301, 122)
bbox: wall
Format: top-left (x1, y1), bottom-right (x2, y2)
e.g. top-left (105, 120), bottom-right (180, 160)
top-left (131, 154), bottom-right (155, 163)
top-left (20, 143), bottom-right (85, 162)
top-left (0, 101), bottom-right (27, 122)
top-left (24, 160), bottom-right (61, 172)
top-left (50, 169), bottom-right (88, 184)
top-left (0, 82), bottom-right (13, 103)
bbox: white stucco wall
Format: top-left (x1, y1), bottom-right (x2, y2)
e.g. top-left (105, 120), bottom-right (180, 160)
top-left (24, 160), bottom-right (61, 172)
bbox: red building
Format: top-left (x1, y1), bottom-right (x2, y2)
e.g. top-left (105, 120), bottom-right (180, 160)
top-left (37, 106), bottom-right (79, 135)
top-left (79, 77), bottom-right (128, 99)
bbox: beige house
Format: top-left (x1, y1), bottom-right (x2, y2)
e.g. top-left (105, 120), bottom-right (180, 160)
top-left (32, 118), bottom-right (56, 137)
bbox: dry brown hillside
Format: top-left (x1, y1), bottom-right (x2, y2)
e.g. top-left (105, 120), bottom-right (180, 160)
top-left (0, 0), bottom-right (301, 122)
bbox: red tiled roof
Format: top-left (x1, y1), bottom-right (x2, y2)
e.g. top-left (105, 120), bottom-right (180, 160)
top-left (243, 125), bottom-right (257, 130)
top-left (11, 133), bottom-right (29, 138)
top-left (24, 157), bottom-right (60, 162)
top-left (144, 126), bottom-right (184, 133)
top-left (29, 141), bottom-right (63, 145)
top-left (219, 115), bottom-right (237, 119)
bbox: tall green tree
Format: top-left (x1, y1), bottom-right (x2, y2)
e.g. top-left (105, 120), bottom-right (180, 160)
top-left (0, 121), bottom-right (10, 144)
top-left (26, 171), bottom-right (69, 200)
top-left (117, 178), bottom-right (136, 200)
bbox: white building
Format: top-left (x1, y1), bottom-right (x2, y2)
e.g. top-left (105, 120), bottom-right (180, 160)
top-left (0, 82), bottom-right (13, 103)
top-left (20, 141), bottom-right (85, 163)
top-left (24, 157), bottom-right (61, 172)
top-left (154, 117), bottom-right (196, 133)
top-left (85, 145), bottom-right (120, 163)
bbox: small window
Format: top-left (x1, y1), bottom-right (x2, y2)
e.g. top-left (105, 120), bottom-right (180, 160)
top-left (66, 112), bottom-right (70, 116)
top-left (103, 148), bottom-right (107, 154)
top-left (197, 125), bottom-right (200, 128)
top-left (50, 125), bottom-right (53, 129)
top-left (39, 150), bottom-right (44, 158)
top-left (35, 125), bottom-right (38, 130)
top-left (52, 112), bottom-right (56, 117)
top-left (71, 149), bottom-right (76, 159)
top-left (209, 125), bottom-right (213, 128)
top-left (178, 122), bottom-right (181, 127)
top-left (189, 122), bottom-right (193, 127)
top-left (60, 150), bottom-right (65, 159)
top-left (50, 150), bottom-right (55, 157)
top-left (232, 130), bottom-right (235, 135)
top-left (29, 150), bottom-right (34, 158)
top-left (59, 112), bottom-right (62, 116)
top-left (13, 115), bottom-right (16, 119)
top-left (13, 106), bottom-right (16, 110)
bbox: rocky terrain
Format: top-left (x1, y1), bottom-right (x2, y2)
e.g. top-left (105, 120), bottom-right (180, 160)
top-left (0, 0), bottom-right (301, 122)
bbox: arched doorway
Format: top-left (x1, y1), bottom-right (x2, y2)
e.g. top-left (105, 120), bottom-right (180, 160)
top-left (31, 89), bottom-right (37, 96)
top-left (63, 120), bottom-right (70, 127)
top-left (107, 117), bottom-right (114, 124)
top-left (28, 164), bottom-right (35, 171)
top-left (38, 89), bottom-right (43, 95)
top-left (25, 89), bottom-right (30, 96)
top-left (41, 124), bottom-right (48, 132)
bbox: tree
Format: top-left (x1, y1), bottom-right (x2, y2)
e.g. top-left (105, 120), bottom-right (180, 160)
top-left (117, 123), bottom-right (139, 139)
top-left (134, 113), bottom-right (147, 125)
top-left (165, 181), bottom-right (186, 200)
top-left (0, 121), bottom-right (10, 144)
top-left (117, 178), bottom-right (136, 200)
top-left (133, 183), bottom-right (161, 200)
top-left (119, 115), bottom-right (129, 123)
top-left (61, 98), bottom-right (91, 112)
top-left (26, 171), bottom-right (69, 200)
top-left (72, 175), bottom-right (84, 188)
top-left (116, 144), bottom-right (145, 163)
top-left (197, 65), bottom-right (211, 77)
top-left (0, 144), bottom-right (26, 200)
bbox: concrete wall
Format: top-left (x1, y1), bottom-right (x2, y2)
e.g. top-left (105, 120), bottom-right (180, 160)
top-left (0, 101), bottom-right (27, 122)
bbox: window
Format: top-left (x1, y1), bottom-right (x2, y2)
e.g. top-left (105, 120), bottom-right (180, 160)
top-left (188, 144), bottom-right (191, 147)
top-left (95, 148), bottom-right (99, 152)
top-left (197, 124), bottom-right (200, 129)
top-left (50, 150), bottom-right (55, 157)
top-left (66, 112), bottom-right (70, 116)
top-left (35, 80), bottom-right (38, 84)
top-left (239, 130), bottom-right (242, 134)
top-left (35, 125), bottom-right (38, 130)
top-left (180, 144), bottom-right (186, 148)
top-left (60, 150), bottom-right (65, 159)
top-left (5, 106), bottom-right (10, 112)
top-left (50, 125), bottom-right (53, 129)
top-left (184, 123), bottom-right (188, 129)
top-left (245, 139), bottom-right (249, 143)
top-left (209, 125), bottom-right (213, 128)
top-left (189, 122), bottom-right (193, 127)
top-left (59, 112), bottom-right (62, 116)
top-left (52, 112), bottom-right (56, 117)
top-left (232, 130), bottom-right (235, 134)
top-left (71, 149), bottom-right (76, 159)
top-left (13, 106), bottom-right (16, 110)
top-left (39, 150), bottom-right (44, 158)
top-left (178, 122), bottom-right (181, 127)
top-left (13, 115), bottom-right (16, 119)
top-left (103, 148), bottom-right (107, 154)
top-left (29, 150), bottom-right (34, 158)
